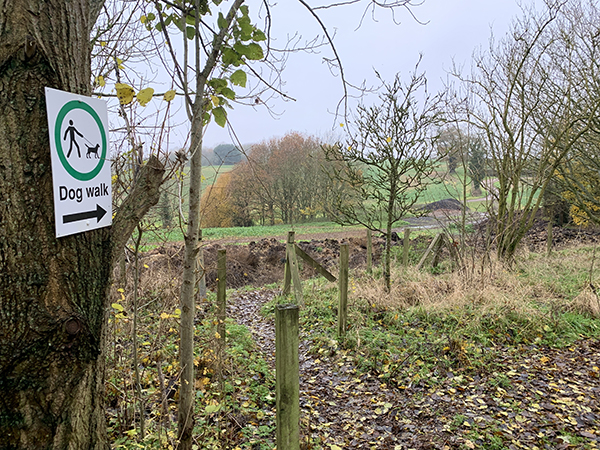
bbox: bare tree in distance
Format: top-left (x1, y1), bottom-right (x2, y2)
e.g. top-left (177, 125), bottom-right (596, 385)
top-left (323, 65), bottom-right (444, 291)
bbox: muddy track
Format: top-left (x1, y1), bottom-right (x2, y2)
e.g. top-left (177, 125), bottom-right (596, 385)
top-left (227, 288), bottom-right (600, 449)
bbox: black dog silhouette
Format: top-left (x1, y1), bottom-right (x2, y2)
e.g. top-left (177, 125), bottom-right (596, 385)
top-left (86, 144), bottom-right (100, 159)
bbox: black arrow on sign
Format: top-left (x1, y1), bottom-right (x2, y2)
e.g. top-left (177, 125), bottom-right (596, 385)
top-left (63, 204), bottom-right (107, 224)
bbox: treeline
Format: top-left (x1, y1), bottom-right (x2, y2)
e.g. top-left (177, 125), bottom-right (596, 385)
top-left (203, 143), bottom-right (244, 166)
top-left (201, 132), bottom-right (342, 227)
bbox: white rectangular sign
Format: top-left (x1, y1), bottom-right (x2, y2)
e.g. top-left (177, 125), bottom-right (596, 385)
top-left (45, 88), bottom-right (112, 238)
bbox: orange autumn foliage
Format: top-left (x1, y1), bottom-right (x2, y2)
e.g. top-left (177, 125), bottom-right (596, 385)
top-left (201, 172), bottom-right (234, 228)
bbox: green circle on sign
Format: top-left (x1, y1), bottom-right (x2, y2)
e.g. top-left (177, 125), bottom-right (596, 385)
top-left (55, 100), bottom-right (107, 181)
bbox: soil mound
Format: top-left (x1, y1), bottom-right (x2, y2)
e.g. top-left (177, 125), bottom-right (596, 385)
top-left (423, 198), bottom-right (467, 212)
top-left (145, 236), bottom-right (387, 291)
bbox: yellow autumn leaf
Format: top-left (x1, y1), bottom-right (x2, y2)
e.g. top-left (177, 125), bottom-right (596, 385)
top-left (386, 136), bottom-right (392, 143)
top-left (140, 15), bottom-right (147, 23)
top-left (163, 89), bottom-right (176, 102)
top-left (115, 83), bottom-right (135, 105)
top-left (211, 95), bottom-right (220, 106)
top-left (100, 41), bottom-right (107, 47)
top-left (137, 87), bottom-right (154, 107)
top-left (95, 75), bottom-right (105, 87)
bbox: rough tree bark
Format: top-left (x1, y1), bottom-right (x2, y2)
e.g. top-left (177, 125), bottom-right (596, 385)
top-left (0, 1), bottom-right (164, 448)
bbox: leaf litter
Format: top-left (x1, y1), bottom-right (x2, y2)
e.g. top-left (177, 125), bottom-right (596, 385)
top-left (229, 289), bottom-right (600, 449)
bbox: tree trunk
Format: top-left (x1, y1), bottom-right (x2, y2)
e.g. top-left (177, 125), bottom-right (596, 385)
top-left (177, 111), bottom-right (204, 449)
top-left (0, 2), bottom-right (164, 447)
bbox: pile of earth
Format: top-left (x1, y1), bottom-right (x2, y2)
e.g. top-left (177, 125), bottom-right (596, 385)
top-left (422, 198), bottom-right (468, 212)
top-left (476, 215), bottom-right (600, 252)
top-left (144, 235), bottom-right (392, 291)
top-left (525, 219), bottom-right (600, 251)
top-left (140, 215), bottom-right (600, 293)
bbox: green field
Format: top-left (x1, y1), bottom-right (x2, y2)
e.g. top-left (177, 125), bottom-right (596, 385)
top-left (138, 220), bottom-right (368, 246)
top-left (141, 161), bottom-right (496, 244)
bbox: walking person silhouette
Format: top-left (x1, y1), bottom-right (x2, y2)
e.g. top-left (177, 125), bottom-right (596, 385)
top-left (64, 119), bottom-right (83, 158)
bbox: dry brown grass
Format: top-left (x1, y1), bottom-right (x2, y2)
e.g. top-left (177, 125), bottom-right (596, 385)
top-left (354, 262), bottom-right (532, 312)
top-left (351, 244), bottom-right (600, 340)
top-left (571, 286), bottom-right (600, 318)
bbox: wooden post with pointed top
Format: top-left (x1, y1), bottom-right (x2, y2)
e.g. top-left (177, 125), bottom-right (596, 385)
top-left (216, 249), bottom-right (227, 383)
top-left (366, 229), bottom-right (373, 274)
top-left (338, 243), bottom-right (349, 339)
top-left (282, 231), bottom-right (303, 305)
top-left (276, 304), bottom-right (300, 450)
top-left (547, 208), bottom-right (554, 257)
top-left (403, 228), bottom-right (411, 266)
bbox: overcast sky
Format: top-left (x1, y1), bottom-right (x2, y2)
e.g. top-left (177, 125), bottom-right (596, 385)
top-left (165, 0), bottom-right (534, 150)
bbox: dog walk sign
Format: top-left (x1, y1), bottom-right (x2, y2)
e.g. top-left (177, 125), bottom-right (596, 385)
top-left (45, 88), bottom-right (112, 237)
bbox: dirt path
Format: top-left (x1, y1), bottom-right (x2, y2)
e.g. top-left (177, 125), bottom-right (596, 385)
top-left (228, 289), bottom-right (416, 448)
top-left (227, 289), bottom-right (600, 449)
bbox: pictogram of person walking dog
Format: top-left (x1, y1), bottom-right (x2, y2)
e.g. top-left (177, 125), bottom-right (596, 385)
top-left (64, 119), bottom-right (100, 159)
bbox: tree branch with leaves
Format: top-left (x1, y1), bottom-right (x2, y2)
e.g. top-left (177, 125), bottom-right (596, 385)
top-left (324, 64), bottom-right (444, 291)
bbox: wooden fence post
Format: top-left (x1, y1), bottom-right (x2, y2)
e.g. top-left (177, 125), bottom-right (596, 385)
top-left (276, 305), bottom-right (300, 450)
top-left (338, 243), bottom-right (349, 339)
top-left (196, 229), bottom-right (207, 302)
top-left (366, 229), bottom-right (372, 274)
top-left (282, 231), bottom-right (303, 304)
top-left (547, 215), bottom-right (553, 257)
top-left (416, 233), bottom-right (443, 270)
top-left (403, 228), bottom-right (411, 267)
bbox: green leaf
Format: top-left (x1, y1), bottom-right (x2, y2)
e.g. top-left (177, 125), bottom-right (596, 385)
top-left (252, 29), bottom-right (266, 42)
top-left (155, 22), bottom-right (163, 32)
top-left (245, 42), bottom-right (264, 60)
top-left (230, 69), bottom-right (247, 88)
top-left (234, 42), bottom-right (263, 60)
top-left (213, 106), bottom-right (227, 128)
top-left (208, 78), bottom-right (228, 91)
top-left (217, 12), bottom-right (227, 30)
top-left (240, 5), bottom-right (249, 16)
top-left (222, 47), bottom-right (242, 66)
top-left (147, 12), bottom-right (155, 21)
top-left (237, 16), bottom-right (253, 40)
top-left (186, 26), bottom-right (195, 40)
top-left (186, 14), bottom-right (196, 25)
top-left (173, 16), bottom-right (184, 32)
top-left (221, 87), bottom-right (235, 101)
